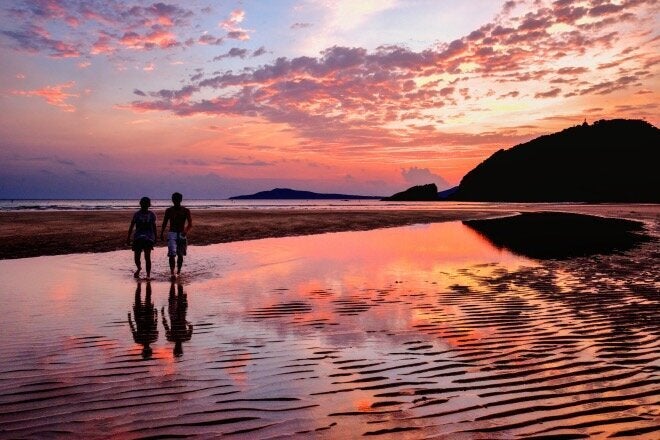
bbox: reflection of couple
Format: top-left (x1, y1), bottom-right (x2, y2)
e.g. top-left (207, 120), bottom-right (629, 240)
top-left (128, 282), bottom-right (193, 359)
top-left (162, 282), bottom-right (194, 357)
top-left (128, 282), bottom-right (158, 359)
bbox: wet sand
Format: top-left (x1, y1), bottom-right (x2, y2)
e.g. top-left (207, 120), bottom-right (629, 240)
top-left (1, 203), bottom-right (659, 260)
top-left (1, 210), bottom-right (658, 439)
top-left (0, 208), bottom-right (503, 259)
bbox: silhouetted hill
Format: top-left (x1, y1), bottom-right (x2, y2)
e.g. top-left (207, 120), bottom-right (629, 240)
top-left (382, 183), bottom-right (438, 201)
top-left (452, 119), bottom-right (660, 202)
top-left (438, 186), bottom-right (458, 200)
top-left (229, 188), bottom-right (381, 200)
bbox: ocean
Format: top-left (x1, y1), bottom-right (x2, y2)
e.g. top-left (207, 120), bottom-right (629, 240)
top-left (0, 198), bottom-right (501, 212)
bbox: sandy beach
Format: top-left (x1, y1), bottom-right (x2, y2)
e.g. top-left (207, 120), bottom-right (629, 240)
top-left (2, 203), bottom-right (659, 260)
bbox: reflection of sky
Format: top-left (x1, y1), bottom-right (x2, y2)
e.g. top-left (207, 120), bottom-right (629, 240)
top-left (0, 222), bottom-right (529, 355)
top-left (196, 222), bottom-right (530, 345)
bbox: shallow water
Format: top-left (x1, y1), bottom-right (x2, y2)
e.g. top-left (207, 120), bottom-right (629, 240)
top-left (1, 221), bottom-right (658, 439)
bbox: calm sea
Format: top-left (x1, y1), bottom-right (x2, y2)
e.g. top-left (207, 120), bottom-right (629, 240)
top-left (0, 199), bottom-right (488, 212)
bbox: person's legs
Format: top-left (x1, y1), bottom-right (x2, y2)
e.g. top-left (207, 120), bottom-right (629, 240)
top-left (133, 249), bottom-right (142, 278)
top-left (169, 256), bottom-right (175, 276)
top-left (144, 249), bottom-right (152, 279)
top-left (167, 232), bottom-right (177, 278)
top-left (176, 234), bottom-right (186, 275)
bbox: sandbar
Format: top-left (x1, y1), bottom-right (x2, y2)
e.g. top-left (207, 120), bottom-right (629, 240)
top-left (1, 203), bottom-right (658, 259)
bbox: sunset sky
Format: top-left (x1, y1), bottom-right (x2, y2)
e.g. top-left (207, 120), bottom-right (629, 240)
top-left (1, 0), bottom-right (658, 198)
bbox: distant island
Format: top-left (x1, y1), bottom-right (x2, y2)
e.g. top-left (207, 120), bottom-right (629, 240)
top-left (229, 188), bottom-right (381, 200)
top-left (382, 118), bottom-right (659, 202)
top-left (451, 119), bottom-right (660, 202)
top-left (382, 183), bottom-right (440, 201)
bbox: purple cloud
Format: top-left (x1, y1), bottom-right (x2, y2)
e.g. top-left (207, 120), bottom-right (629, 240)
top-left (213, 47), bottom-right (249, 61)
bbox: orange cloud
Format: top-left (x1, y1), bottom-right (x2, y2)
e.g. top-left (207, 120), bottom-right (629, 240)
top-left (120, 29), bottom-right (178, 50)
top-left (12, 81), bottom-right (79, 112)
top-left (90, 34), bottom-right (115, 55)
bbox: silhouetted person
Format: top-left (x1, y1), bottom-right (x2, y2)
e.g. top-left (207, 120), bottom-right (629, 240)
top-left (128, 282), bottom-right (158, 359)
top-left (160, 192), bottom-right (192, 280)
top-left (127, 196), bottom-right (157, 279)
top-left (162, 281), bottom-right (193, 357)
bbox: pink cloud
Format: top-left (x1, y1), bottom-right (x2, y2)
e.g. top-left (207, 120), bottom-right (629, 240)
top-left (498, 91), bottom-right (520, 99)
top-left (226, 30), bottom-right (250, 41)
top-left (219, 9), bottom-right (251, 40)
top-left (535, 87), bottom-right (562, 98)
top-left (12, 81), bottom-right (79, 112)
top-left (402, 166), bottom-right (452, 189)
top-left (220, 9), bottom-right (245, 30)
top-left (2, 0), bottom-right (195, 58)
top-left (120, 29), bottom-right (178, 50)
top-left (589, 3), bottom-right (625, 16)
top-left (90, 34), bottom-right (115, 55)
top-left (123, 0), bottom-right (658, 156)
top-left (1, 24), bottom-right (80, 58)
top-left (65, 15), bottom-right (79, 27)
top-left (557, 67), bottom-right (589, 75)
top-left (577, 74), bottom-right (641, 95)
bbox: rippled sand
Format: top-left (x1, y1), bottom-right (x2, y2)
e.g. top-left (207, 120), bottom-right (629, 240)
top-left (0, 218), bottom-right (658, 439)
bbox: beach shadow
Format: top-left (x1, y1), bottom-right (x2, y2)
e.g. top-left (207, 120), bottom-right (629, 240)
top-left (128, 282), bottom-right (158, 359)
top-left (463, 212), bottom-right (651, 260)
top-left (162, 281), bottom-right (194, 357)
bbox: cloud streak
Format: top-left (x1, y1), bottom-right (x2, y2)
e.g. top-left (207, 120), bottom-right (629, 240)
top-left (12, 81), bottom-right (79, 112)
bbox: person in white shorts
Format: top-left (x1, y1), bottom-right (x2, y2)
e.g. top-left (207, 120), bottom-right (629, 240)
top-left (160, 192), bottom-right (192, 280)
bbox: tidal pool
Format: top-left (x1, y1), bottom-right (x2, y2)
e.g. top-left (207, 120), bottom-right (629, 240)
top-left (1, 220), bottom-right (657, 439)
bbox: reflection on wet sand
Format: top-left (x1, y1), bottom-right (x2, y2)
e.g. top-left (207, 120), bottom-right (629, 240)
top-left (162, 282), bottom-right (193, 357)
top-left (0, 217), bottom-right (658, 438)
top-left (464, 211), bottom-right (651, 259)
top-left (128, 282), bottom-right (158, 359)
